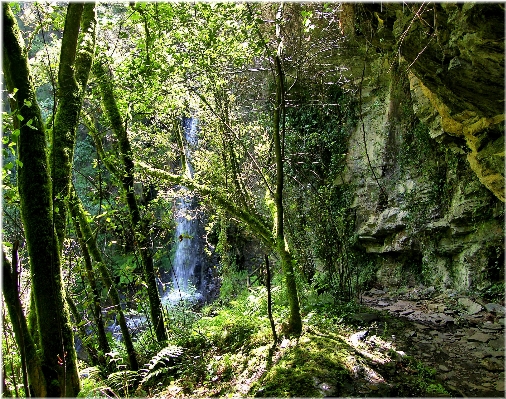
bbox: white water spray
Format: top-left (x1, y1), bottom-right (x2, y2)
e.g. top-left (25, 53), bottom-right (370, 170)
top-left (164, 117), bottom-right (204, 303)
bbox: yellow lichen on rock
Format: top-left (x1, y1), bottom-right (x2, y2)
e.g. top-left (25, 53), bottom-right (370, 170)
top-left (408, 72), bottom-right (505, 202)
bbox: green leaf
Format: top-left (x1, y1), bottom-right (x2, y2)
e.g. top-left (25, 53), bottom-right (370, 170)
top-left (26, 119), bottom-right (38, 129)
top-left (16, 114), bottom-right (24, 122)
top-left (16, 160), bottom-right (23, 168)
top-left (24, 99), bottom-right (32, 107)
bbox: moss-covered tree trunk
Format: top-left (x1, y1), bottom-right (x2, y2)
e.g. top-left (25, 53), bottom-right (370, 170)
top-left (2, 4), bottom-right (80, 396)
top-left (92, 60), bottom-right (167, 343)
top-left (273, 54), bottom-right (302, 336)
top-left (68, 187), bottom-right (139, 371)
top-left (2, 249), bottom-right (46, 397)
top-left (69, 215), bottom-right (111, 368)
top-left (65, 293), bottom-right (104, 368)
top-left (52, 3), bottom-right (96, 249)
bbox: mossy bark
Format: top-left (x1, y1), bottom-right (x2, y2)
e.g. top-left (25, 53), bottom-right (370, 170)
top-left (92, 60), bottom-right (167, 343)
top-left (68, 187), bottom-right (139, 371)
top-left (27, 291), bottom-right (39, 349)
top-left (65, 293), bottom-right (103, 367)
top-left (69, 214), bottom-right (110, 368)
top-left (138, 161), bottom-right (275, 247)
top-left (52, 3), bottom-right (96, 249)
top-left (2, 4), bottom-right (80, 396)
top-left (273, 55), bottom-right (302, 336)
top-left (2, 250), bottom-right (46, 397)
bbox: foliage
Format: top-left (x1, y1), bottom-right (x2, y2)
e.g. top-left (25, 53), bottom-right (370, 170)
top-left (399, 122), bottom-right (459, 232)
top-left (480, 281), bottom-right (505, 303)
top-left (3, 3), bottom-right (501, 397)
top-left (2, 318), bottom-right (27, 398)
top-left (282, 79), bottom-right (370, 301)
top-left (251, 339), bottom-right (350, 397)
top-left (164, 288), bottom-right (202, 345)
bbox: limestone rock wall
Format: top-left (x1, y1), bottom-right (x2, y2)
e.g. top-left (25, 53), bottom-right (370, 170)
top-left (340, 3), bottom-right (504, 291)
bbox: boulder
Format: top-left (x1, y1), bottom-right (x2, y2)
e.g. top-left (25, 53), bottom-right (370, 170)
top-left (485, 303), bottom-right (505, 314)
top-left (458, 297), bottom-right (483, 315)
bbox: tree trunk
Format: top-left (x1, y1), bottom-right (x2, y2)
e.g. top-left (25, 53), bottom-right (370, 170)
top-left (3, 4), bottom-right (80, 396)
top-left (65, 293), bottom-right (102, 367)
top-left (52, 3), bottom-right (96, 249)
top-left (264, 255), bottom-right (278, 345)
top-left (273, 54), bottom-right (302, 336)
top-left (92, 60), bottom-right (167, 343)
top-left (2, 249), bottom-right (46, 397)
top-left (71, 213), bottom-right (111, 367)
top-left (68, 187), bottom-right (139, 371)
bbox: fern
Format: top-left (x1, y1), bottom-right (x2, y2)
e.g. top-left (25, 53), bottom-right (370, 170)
top-left (106, 370), bottom-right (139, 396)
top-left (144, 345), bottom-right (183, 371)
top-left (138, 345), bottom-right (184, 388)
top-left (140, 367), bottom-right (174, 387)
top-left (81, 346), bottom-right (185, 397)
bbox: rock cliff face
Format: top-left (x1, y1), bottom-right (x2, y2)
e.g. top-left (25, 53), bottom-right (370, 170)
top-left (340, 3), bottom-right (504, 291)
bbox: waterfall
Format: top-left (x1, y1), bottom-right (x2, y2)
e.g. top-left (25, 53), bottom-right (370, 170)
top-left (164, 116), bottom-right (204, 303)
top-left (181, 117), bottom-right (197, 179)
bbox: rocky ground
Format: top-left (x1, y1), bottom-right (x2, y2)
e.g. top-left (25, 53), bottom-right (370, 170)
top-left (350, 286), bottom-right (505, 397)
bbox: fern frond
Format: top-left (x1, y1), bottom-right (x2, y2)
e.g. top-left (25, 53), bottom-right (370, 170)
top-left (137, 345), bottom-right (184, 389)
top-left (106, 370), bottom-right (139, 396)
top-left (143, 345), bottom-right (184, 373)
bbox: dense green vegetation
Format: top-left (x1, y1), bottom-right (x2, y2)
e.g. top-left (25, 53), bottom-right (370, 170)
top-left (2, 2), bottom-right (503, 398)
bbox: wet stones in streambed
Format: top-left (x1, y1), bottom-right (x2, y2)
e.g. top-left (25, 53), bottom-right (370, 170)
top-left (361, 286), bottom-right (505, 393)
top-left (481, 322), bottom-right (504, 332)
top-left (480, 358), bottom-right (504, 372)
top-left (488, 337), bottom-right (505, 350)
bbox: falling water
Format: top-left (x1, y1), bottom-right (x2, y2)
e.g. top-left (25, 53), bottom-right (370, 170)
top-left (164, 117), bottom-right (204, 303)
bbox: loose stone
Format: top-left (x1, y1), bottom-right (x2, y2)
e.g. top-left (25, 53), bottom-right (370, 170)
top-left (468, 332), bottom-right (493, 343)
top-left (474, 351), bottom-right (491, 359)
top-left (484, 303), bottom-right (505, 314)
top-left (480, 358), bottom-right (504, 372)
top-left (458, 297), bottom-right (483, 315)
top-left (488, 338), bottom-right (505, 350)
top-left (480, 323), bottom-right (503, 331)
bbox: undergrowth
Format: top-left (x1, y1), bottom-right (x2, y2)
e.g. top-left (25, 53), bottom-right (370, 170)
top-left (77, 277), bottom-right (453, 398)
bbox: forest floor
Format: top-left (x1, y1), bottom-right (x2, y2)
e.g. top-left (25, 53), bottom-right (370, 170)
top-left (152, 288), bottom-right (503, 398)
top-left (79, 285), bottom-right (504, 398)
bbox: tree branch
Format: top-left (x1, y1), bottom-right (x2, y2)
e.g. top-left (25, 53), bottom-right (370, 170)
top-left (137, 161), bottom-right (275, 248)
